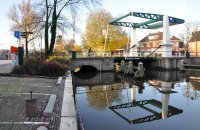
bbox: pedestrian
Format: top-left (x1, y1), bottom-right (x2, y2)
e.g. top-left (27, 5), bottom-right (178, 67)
top-left (110, 50), bottom-right (114, 57)
top-left (88, 48), bottom-right (92, 57)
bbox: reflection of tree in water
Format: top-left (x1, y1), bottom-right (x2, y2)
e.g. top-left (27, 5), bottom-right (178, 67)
top-left (86, 84), bottom-right (123, 111)
top-left (183, 81), bottom-right (200, 100)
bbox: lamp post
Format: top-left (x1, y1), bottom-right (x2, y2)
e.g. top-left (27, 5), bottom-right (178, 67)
top-left (195, 32), bottom-right (197, 57)
top-left (192, 32), bottom-right (197, 57)
top-left (103, 25), bottom-right (109, 55)
top-left (186, 40), bottom-right (190, 58)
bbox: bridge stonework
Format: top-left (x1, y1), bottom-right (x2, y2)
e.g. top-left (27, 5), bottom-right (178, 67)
top-left (69, 58), bottom-right (114, 71)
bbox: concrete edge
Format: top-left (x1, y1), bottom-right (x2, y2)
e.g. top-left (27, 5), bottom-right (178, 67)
top-left (43, 94), bottom-right (57, 117)
top-left (59, 71), bottom-right (77, 130)
top-left (56, 77), bottom-right (63, 85)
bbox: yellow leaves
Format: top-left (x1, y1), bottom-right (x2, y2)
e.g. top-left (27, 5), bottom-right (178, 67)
top-left (83, 9), bottom-right (128, 52)
top-left (72, 45), bottom-right (82, 52)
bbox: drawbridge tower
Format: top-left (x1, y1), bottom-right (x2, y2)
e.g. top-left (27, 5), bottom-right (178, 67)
top-left (109, 12), bottom-right (185, 57)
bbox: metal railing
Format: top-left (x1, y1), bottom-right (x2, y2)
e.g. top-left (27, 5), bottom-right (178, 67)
top-left (147, 45), bottom-right (162, 57)
top-left (70, 51), bottom-right (198, 59)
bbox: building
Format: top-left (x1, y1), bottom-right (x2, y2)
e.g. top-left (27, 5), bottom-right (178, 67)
top-left (138, 32), bottom-right (185, 57)
top-left (54, 35), bottom-right (65, 52)
top-left (0, 49), bottom-right (10, 60)
top-left (188, 31), bottom-right (200, 57)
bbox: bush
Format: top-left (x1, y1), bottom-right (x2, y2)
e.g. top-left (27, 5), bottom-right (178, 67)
top-left (11, 65), bottom-right (26, 75)
top-left (41, 61), bottom-right (67, 76)
top-left (48, 55), bottom-right (70, 65)
top-left (24, 57), bottom-right (44, 75)
top-left (11, 53), bottom-right (69, 77)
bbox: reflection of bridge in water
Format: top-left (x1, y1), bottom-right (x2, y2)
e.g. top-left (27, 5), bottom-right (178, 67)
top-left (72, 72), bottom-right (116, 87)
top-left (72, 70), bottom-right (183, 88)
top-left (109, 99), bottom-right (183, 125)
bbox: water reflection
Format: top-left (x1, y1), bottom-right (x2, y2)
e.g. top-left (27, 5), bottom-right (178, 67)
top-left (74, 70), bottom-right (200, 130)
top-left (73, 72), bottom-right (116, 86)
top-left (109, 99), bottom-right (183, 124)
top-left (85, 85), bottom-right (123, 111)
top-left (184, 76), bottom-right (200, 100)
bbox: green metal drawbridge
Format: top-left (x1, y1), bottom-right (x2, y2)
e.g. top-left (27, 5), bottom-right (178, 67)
top-left (109, 12), bottom-right (185, 29)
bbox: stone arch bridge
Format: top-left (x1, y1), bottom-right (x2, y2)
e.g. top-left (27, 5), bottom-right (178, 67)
top-left (69, 58), bottom-right (115, 71)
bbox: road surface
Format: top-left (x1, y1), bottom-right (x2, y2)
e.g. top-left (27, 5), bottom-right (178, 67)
top-left (0, 60), bottom-right (12, 73)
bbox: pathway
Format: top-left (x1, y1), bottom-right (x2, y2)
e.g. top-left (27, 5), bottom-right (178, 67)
top-left (0, 60), bottom-right (12, 73)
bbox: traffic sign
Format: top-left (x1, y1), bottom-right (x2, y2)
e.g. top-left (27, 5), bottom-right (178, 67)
top-left (20, 32), bottom-right (33, 38)
top-left (14, 31), bottom-right (20, 39)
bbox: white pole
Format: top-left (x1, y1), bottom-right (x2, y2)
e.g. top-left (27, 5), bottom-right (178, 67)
top-left (104, 25), bottom-right (109, 54)
top-left (130, 28), bottom-right (137, 56)
top-left (18, 32), bottom-right (21, 47)
top-left (162, 15), bottom-right (172, 57)
top-left (131, 86), bottom-right (136, 102)
top-left (161, 81), bottom-right (171, 119)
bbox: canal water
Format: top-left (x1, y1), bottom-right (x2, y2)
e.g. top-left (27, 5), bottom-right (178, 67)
top-left (73, 70), bottom-right (200, 130)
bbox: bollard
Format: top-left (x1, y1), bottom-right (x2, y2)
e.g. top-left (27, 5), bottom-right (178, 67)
top-left (179, 60), bottom-right (185, 71)
top-left (128, 61), bottom-right (134, 74)
top-left (134, 62), bottom-right (145, 78)
top-left (115, 63), bottom-right (120, 72)
top-left (119, 60), bottom-right (125, 72)
top-left (138, 62), bottom-right (144, 71)
top-left (26, 91), bottom-right (38, 118)
top-left (124, 61), bottom-right (134, 74)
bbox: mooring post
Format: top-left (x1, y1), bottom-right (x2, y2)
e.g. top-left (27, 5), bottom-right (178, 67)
top-left (120, 60), bottom-right (125, 72)
top-left (138, 62), bottom-right (144, 71)
top-left (134, 62), bottom-right (145, 78)
top-left (125, 61), bottom-right (134, 74)
top-left (30, 91), bottom-right (32, 99)
top-left (179, 60), bottom-right (185, 71)
top-left (25, 91), bottom-right (38, 118)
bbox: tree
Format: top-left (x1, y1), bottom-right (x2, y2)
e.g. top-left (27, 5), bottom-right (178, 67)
top-left (83, 9), bottom-right (128, 53)
top-left (179, 21), bottom-right (200, 43)
top-left (86, 85), bottom-right (123, 111)
top-left (73, 45), bottom-right (82, 52)
top-left (54, 35), bottom-right (66, 52)
top-left (43, 0), bottom-right (101, 57)
top-left (64, 39), bottom-right (82, 52)
top-left (8, 0), bottom-right (42, 57)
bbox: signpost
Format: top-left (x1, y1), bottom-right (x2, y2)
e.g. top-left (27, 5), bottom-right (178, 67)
top-left (14, 31), bottom-right (21, 47)
top-left (20, 32), bottom-right (33, 38)
top-left (13, 31), bottom-right (24, 66)
top-left (14, 31), bottom-right (20, 39)
top-left (13, 31), bottom-right (33, 66)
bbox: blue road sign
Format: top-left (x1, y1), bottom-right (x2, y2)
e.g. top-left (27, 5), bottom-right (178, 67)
top-left (14, 31), bottom-right (20, 39)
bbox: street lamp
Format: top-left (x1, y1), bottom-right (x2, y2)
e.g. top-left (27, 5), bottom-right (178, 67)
top-left (192, 32), bottom-right (197, 57)
top-left (103, 25), bottom-right (109, 55)
top-left (186, 39), bottom-right (190, 58)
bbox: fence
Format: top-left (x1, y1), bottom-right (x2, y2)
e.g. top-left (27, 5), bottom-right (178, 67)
top-left (70, 50), bottom-right (192, 59)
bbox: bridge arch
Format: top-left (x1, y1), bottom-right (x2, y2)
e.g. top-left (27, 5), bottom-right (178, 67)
top-left (69, 58), bottom-right (114, 72)
top-left (80, 65), bottom-right (98, 72)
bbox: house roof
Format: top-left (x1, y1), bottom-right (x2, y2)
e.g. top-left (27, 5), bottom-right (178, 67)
top-left (139, 32), bottom-right (181, 43)
top-left (189, 31), bottom-right (200, 42)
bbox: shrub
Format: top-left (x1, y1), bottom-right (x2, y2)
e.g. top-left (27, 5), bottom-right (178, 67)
top-left (48, 55), bottom-right (70, 65)
top-left (11, 65), bottom-right (26, 75)
top-left (41, 61), bottom-right (67, 76)
top-left (23, 57), bottom-right (43, 75)
top-left (11, 52), bottom-right (69, 76)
